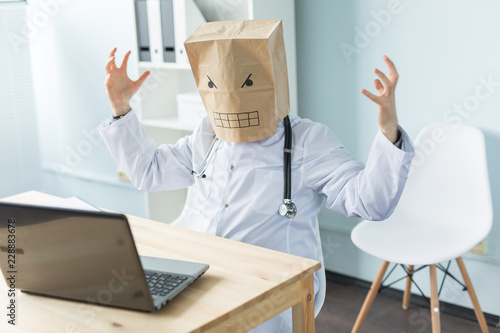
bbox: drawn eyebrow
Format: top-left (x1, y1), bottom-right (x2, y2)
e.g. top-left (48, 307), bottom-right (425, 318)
top-left (241, 74), bottom-right (252, 88)
top-left (207, 75), bottom-right (217, 89)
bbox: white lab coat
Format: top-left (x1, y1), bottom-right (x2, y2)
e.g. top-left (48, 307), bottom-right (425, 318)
top-left (98, 111), bottom-right (415, 332)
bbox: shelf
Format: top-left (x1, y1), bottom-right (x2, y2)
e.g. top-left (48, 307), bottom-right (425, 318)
top-left (142, 117), bottom-right (197, 131)
top-left (138, 61), bottom-right (191, 70)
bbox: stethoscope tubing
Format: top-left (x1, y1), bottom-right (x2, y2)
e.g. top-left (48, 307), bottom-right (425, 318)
top-left (283, 115), bottom-right (292, 200)
top-left (191, 135), bottom-right (222, 178)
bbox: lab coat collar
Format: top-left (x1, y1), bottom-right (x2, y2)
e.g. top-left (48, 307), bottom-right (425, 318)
top-left (249, 113), bottom-right (300, 147)
top-left (213, 113), bottom-right (299, 147)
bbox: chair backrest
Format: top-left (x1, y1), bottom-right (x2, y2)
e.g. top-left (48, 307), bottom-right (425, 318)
top-left (390, 123), bottom-right (492, 244)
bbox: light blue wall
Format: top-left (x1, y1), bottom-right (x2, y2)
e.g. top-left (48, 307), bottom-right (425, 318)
top-left (295, 0), bottom-right (361, 233)
top-left (296, 0), bottom-right (500, 316)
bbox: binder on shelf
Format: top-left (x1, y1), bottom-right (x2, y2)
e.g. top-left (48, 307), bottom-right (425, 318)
top-left (134, 0), bottom-right (151, 62)
top-left (134, 0), bottom-right (206, 65)
top-left (160, 0), bottom-right (176, 62)
top-left (173, 0), bottom-right (206, 65)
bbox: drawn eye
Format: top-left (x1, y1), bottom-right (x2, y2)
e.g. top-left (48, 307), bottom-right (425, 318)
top-left (241, 74), bottom-right (253, 88)
top-left (207, 75), bottom-right (217, 89)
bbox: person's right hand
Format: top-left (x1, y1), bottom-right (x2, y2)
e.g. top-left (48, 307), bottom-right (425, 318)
top-left (104, 48), bottom-right (150, 117)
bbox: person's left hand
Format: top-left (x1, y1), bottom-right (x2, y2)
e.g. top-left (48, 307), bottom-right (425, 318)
top-left (361, 55), bottom-right (400, 143)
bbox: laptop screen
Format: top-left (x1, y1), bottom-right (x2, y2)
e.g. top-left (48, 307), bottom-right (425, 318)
top-left (0, 203), bottom-right (154, 311)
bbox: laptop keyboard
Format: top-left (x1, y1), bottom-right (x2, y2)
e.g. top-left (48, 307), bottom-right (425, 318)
top-left (144, 271), bottom-right (190, 297)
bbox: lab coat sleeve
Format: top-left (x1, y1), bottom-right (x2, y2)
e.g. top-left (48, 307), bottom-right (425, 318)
top-left (97, 110), bottom-right (195, 191)
top-left (301, 123), bottom-right (415, 221)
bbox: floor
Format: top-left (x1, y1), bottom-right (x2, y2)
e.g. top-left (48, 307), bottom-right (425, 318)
top-left (315, 280), bottom-right (500, 333)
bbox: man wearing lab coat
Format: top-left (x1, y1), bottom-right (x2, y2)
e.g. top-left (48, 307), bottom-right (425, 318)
top-left (99, 20), bottom-right (414, 333)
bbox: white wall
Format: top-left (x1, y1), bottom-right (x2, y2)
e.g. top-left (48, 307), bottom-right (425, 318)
top-left (296, 0), bottom-right (500, 317)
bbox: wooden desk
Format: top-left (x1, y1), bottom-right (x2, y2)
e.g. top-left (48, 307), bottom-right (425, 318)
top-left (0, 191), bottom-right (320, 332)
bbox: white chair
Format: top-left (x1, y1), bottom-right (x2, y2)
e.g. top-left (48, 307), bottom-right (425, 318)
top-left (350, 123), bottom-right (493, 333)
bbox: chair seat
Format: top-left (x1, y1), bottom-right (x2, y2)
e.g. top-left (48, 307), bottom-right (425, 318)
top-left (351, 218), bottom-right (485, 265)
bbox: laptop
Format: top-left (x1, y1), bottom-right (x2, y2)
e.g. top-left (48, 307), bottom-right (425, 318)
top-left (0, 201), bottom-right (209, 312)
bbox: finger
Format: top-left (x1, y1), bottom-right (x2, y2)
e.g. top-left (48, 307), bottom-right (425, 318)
top-left (105, 56), bottom-right (116, 73)
top-left (374, 79), bottom-right (384, 94)
top-left (108, 47), bottom-right (117, 59)
top-left (383, 55), bottom-right (399, 84)
top-left (104, 73), bottom-right (112, 88)
top-left (361, 88), bottom-right (380, 104)
top-left (133, 70), bottom-right (150, 87)
top-left (374, 68), bottom-right (392, 89)
top-left (120, 50), bottom-right (131, 69)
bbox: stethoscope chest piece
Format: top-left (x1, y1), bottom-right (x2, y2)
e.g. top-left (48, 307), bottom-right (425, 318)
top-left (279, 199), bottom-right (297, 219)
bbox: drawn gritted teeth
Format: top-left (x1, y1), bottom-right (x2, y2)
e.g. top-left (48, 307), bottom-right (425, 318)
top-left (213, 111), bottom-right (260, 128)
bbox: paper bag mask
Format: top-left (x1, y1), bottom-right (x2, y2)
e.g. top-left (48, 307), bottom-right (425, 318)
top-left (184, 19), bottom-right (290, 143)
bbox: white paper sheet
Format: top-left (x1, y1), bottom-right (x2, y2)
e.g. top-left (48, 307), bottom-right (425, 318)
top-left (41, 197), bottom-right (101, 212)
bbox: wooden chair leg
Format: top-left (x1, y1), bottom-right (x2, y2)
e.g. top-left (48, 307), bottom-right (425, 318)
top-left (352, 261), bottom-right (390, 333)
top-left (429, 264), bottom-right (441, 333)
top-left (456, 257), bottom-right (490, 333)
top-left (402, 265), bottom-right (414, 310)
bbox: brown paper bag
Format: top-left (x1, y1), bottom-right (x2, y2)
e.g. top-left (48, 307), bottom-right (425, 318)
top-left (184, 19), bottom-right (290, 143)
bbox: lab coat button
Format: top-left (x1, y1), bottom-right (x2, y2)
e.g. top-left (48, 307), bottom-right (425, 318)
top-left (230, 165), bottom-right (235, 170)
top-left (224, 204), bottom-right (229, 208)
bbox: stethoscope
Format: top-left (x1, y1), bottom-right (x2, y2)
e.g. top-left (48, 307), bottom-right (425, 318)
top-left (191, 115), bottom-right (297, 219)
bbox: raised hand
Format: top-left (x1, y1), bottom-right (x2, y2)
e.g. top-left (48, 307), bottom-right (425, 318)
top-left (361, 55), bottom-right (400, 143)
top-left (104, 48), bottom-right (150, 117)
